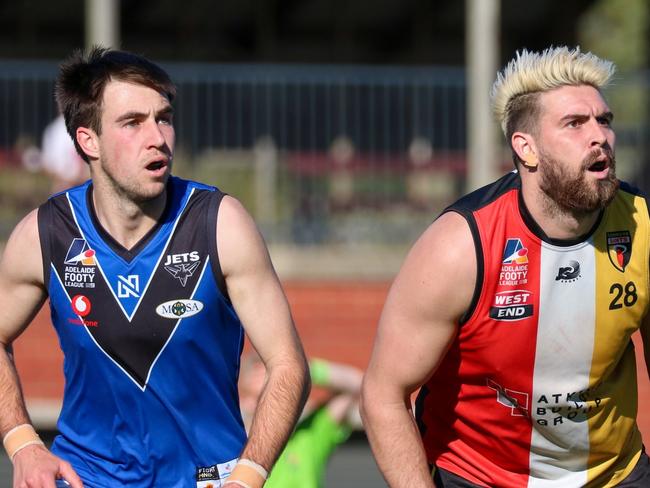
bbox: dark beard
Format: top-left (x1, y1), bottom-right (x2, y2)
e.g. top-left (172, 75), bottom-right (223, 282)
top-left (538, 150), bottom-right (619, 215)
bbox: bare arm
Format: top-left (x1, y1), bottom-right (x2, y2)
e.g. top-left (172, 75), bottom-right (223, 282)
top-left (0, 210), bottom-right (82, 487)
top-left (361, 212), bottom-right (476, 488)
top-left (217, 197), bottom-right (310, 475)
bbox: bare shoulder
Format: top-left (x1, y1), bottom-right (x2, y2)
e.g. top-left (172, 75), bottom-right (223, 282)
top-left (409, 210), bottom-right (474, 264)
top-left (0, 209), bottom-right (43, 285)
top-left (392, 210), bottom-right (476, 322)
top-left (216, 195), bottom-right (255, 230)
top-left (216, 195), bottom-right (271, 276)
top-left (0, 209), bottom-right (47, 344)
top-left (364, 212), bottom-right (476, 393)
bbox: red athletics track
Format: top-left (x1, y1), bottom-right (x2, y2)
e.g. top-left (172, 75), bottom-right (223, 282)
top-left (13, 281), bottom-right (650, 439)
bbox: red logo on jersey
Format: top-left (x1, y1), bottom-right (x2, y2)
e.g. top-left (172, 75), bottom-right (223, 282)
top-left (71, 295), bottom-right (92, 317)
top-left (487, 378), bottom-right (529, 417)
top-left (489, 290), bottom-right (534, 321)
top-left (606, 231), bottom-right (631, 273)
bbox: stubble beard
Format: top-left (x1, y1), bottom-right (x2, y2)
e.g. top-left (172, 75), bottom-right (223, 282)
top-left (102, 167), bottom-right (170, 207)
top-left (537, 149), bottom-right (619, 218)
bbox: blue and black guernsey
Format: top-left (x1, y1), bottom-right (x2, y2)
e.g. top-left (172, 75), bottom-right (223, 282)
top-left (38, 177), bottom-right (246, 487)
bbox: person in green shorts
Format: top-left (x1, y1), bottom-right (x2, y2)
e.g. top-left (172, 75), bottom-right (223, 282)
top-left (239, 355), bottom-right (363, 488)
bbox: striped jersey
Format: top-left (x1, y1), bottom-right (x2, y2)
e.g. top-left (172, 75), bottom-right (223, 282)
top-left (415, 171), bottom-right (649, 487)
top-left (38, 177), bottom-right (246, 487)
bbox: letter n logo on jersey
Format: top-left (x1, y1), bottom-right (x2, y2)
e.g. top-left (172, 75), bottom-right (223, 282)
top-left (606, 231), bottom-right (631, 272)
top-left (502, 238), bottom-right (528, 265)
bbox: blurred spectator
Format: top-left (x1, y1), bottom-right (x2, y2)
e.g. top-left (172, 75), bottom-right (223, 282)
top-left (40, 114), bottom-right (89, 193)
top-left (239, 355), bottom-right (363, 488)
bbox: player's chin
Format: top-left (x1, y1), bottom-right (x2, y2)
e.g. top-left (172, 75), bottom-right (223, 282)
top-left (132, 181), bottom-right (169, 203)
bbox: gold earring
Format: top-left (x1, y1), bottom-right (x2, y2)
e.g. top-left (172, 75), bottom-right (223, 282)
top-left (522, 154), bottom-right (538, 168)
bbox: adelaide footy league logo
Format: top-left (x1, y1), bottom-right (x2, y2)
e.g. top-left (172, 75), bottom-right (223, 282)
top-left (502, 238), bottom-right (528, 264)
top-left (64, 238), bottom-right (96, 266)
top-left (606, 231), bottom-right (631, 273)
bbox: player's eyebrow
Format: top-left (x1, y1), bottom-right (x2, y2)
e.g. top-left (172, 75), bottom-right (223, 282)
top-left (558, 111), bottom-right (614, 124)
top-left (115, 106), bottom-right (174, 123)
top-left (114, 110), bottom-right (148, 123)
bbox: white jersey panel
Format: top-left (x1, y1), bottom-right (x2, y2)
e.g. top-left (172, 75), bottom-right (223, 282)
top-left (528, 241), bottom-right (595, 487)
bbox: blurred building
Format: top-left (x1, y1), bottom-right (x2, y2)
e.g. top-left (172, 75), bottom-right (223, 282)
top-left (0, 0), bottom-right (595, 65)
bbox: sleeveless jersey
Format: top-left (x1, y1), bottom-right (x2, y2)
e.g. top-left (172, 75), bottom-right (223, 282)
top-left (415, 172), bottom-right (650, 488)
top-left (38, 177), bottom-right (246, 487)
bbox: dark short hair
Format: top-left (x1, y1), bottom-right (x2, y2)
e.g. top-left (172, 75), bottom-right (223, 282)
top-left (55, 47), bottom-right (176, 162)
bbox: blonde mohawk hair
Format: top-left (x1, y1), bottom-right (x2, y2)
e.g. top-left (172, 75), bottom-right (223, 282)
top-left (491, 46), bottom-right (615, 137)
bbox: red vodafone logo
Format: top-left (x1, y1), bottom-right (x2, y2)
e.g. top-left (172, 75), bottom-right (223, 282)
top-left (71, 295), bottom-right (92, 317)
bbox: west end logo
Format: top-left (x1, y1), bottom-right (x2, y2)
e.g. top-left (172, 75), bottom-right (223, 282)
top-left (489, 290), bottom-right (534, 321)
top-left (156, 299), bottom-right (204, 319)
top-left (164, 251), bottom-right (201, 287)
top-left (606, 231), bottom-right (631, 273)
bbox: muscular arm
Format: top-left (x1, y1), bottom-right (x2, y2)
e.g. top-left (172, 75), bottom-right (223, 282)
top-left (217, 197), bottom-right (310, 473)
top-left (0, 211), bottom-right (46, 439)
top-left (360, 212), bottom-right (476, 488)
top-left (0, 210), bottom-right (82, 487)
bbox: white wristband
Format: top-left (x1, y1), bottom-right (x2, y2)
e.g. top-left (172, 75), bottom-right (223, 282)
top-left (224, 458), bottom-right (268, 488)
top-left (3, 424), bottom-right (44, 462)
top-left (238, 458), bottom-right (268, 479)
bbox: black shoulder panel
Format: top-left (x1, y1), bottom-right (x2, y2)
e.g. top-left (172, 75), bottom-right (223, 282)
top-left (438, 172), bottom-right (520, 326)
top-left (446, 171), bottom-right (520, 215)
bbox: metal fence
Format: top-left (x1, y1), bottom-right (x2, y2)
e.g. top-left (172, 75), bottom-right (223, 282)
top-left (0, 60), bottom-right (647, 246)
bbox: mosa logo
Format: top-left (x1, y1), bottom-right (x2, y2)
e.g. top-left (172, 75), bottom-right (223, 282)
top-left (489, 290), bottom-right (533, 321)
top-left (502, 238), bottom-right (528, 265)
top-left (156, 300), bottom-right (204, 319)
top-left (64, 238), bottom-right (96, 266)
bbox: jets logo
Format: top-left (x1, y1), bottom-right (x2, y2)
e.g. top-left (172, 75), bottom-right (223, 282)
top-left (165, 261), bottom-right (201, 287)
top-left (164, 251), bottom-right (201, 287)
top-left (607, 231), bottom-right (631, 273)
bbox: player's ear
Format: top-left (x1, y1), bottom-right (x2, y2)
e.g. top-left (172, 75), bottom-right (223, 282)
top-left (76, 127), bottom-right (100, 161)
top-left (511, 132), bottom-right (538, 169)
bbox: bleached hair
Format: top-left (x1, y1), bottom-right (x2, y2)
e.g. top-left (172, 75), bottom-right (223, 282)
top-left (491, 46), bottom-right (615, 137)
